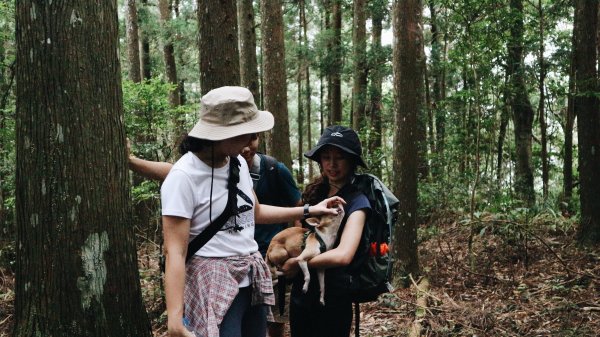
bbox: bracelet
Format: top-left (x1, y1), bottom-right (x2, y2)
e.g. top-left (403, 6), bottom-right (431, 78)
top-left (303, 203), bottom-right (310, 219)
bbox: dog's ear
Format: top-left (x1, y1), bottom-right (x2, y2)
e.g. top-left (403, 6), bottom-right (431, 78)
top-left (305, 217), bottom-right (321, 227)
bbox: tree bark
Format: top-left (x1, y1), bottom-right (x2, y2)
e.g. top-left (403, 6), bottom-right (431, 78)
top-left (508, 0), bottom-right (535, 206)
top-left (563, 4), bottom-right (578, 207)
top-left (14, 1), bottom-right (151, 335)
top-left (159, 0), bottom-right (180, 107)
top-left (574, 0), bottom-right (600, 245)
top-left (330, 0), bottom-right (343, 124)
top-left (302, 0), bottom-right (313, 180)
top-left (392, 0), bottom-right (421, 282)
top-left (126, 0), bottom-right (142, 83)
top-left (537, 0), bottom-right (548, 201)
top-left (237, 0), bottom-right (260, 101)
top-left (368, 0), bottom-right (386, 177)
top-left (198, 0), bottom-right (240, 94)
top-left (429, 0), bottom-right (446, 177)
top-left (261, 0), bottom-right (292, 168)
top-left (297, 0), bottom-right (305, 184)
top-left (351, 0), bottom-right (368, 131)
top-left (140, 0), bottom-right (151, 80)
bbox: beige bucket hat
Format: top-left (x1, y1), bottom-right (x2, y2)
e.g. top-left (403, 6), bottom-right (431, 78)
top-left (188, 86), bottom-right (274, 140)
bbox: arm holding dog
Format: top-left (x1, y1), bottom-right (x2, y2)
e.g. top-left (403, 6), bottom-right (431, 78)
top-left (309, 210), bottom-right (366, 267)
top-left (278, 209), bottom-right (366, 278)
top-left (254, 193), bottom-right (345, 224)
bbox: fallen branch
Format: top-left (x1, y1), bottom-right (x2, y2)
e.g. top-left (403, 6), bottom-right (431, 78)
top-left (409, 276), bottom-right (430, 337)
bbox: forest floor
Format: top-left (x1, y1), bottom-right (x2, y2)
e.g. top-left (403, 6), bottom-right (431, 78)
top-left (0, 211), bottom-right (599, 336)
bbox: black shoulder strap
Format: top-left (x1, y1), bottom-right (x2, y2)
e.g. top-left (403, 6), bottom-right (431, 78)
top-left (259, 153), bottom-right (282, 204)
top-left (185, 156), bottom-right (241, 263)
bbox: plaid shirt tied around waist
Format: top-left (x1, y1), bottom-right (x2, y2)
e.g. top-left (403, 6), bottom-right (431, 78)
top-left (184, 251), bottom-right (274, 337)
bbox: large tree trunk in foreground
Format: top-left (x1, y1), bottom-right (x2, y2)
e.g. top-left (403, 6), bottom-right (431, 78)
top-left (392, 0), bottom-right (421, 282)
top-left (14, 1), bottom-right (151, 336)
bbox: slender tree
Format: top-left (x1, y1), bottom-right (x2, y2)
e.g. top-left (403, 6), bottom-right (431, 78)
top-left (198, 0), bottom-right (240, 94)
top-left (126, 0), bottom-right (142, 83)
top-left (302, 0), bottom-right (314, 179)
top-left (140, 0), bottom-right (151, 80)
top-left (508, 0), bottom-right (535, 206)
top-left (537, 0), bottom-right (549, 201)
top-left (392, 0), bottom-right (421, 281)
top-left (574, 0), bottom-right (600, 244)
top-left (14, 1), bottom-right (151, 335)
top-left (237, 0), bottom-right (260, 101)
top-left (429, 0), bottom-right (446, 177)
top-left (261, 0), bottom-right (292, 168)
top-left (330, 0), bottom-right (342, 124)
top-left (563, 25), bottom-right (576, 207)
top-left (367, 0), bottom-right (386, 177)
top-left (159, 0), bottom-right (180, 107)
top-left (351, 0), bottom-right (368, 131)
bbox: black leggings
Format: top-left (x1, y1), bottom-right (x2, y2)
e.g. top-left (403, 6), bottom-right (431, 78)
top-left (289, 299), bottom-right (352, 337)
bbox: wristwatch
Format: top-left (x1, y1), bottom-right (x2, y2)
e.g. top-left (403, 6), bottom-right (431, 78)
top-left (303, 203), bottom-right (310, 219)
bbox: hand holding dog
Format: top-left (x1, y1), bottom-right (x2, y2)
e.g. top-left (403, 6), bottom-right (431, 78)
top-left (279, 257), bottom-right (300, 278)
top-left (309, 196), bottom-right (345, 217)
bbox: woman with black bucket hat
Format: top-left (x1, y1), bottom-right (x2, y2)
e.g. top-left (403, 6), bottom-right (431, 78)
top-left (160, 87), bottom-right (344, 337)
top-left (280, 125), bottom-right (372, 337)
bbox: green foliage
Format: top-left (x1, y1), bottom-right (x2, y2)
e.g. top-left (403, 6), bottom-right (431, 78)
top-left (123, 78), bottom-right (194, 161)
top-left (0, 0), bottom-right (16, 237)
top-left (132, 180), bottom-right (161, 205)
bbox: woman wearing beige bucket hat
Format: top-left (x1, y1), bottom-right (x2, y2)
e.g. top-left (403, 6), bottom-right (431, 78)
top-left (160, 86), bottom-right (344, 337)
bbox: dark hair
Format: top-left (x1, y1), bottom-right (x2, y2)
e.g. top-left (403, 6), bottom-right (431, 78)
top-left (302, 175), bottom-right (330, 205)
top-left (179, 135), bottom-right (214, 155)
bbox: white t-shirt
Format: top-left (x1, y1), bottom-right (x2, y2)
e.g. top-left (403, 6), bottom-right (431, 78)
top-left (161, 152), bottom-right (258, 258)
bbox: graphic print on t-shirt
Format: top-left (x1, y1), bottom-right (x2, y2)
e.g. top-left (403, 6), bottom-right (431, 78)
top-left (220, 189), bottom-right (255, 233)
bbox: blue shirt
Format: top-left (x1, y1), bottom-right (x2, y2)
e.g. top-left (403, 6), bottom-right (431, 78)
top-left (253, 154), bottom-right (301, 256)
top-left (291, 183), bottom-right (371, 307)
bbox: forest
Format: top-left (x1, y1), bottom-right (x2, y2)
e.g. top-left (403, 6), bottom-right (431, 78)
top-left (0, 0), bottom-right (599, 336)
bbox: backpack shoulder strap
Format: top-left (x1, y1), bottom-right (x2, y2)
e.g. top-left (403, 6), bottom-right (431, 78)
top-left (185, 156), bottom-right (241, 262)
top-left (258, 153), bottom-right (282, 203)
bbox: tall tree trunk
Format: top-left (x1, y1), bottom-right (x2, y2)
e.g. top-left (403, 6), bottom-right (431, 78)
top-left (429, 0), bottom-right (445, 177)
top-left (330, 0), bottom-right (342, 124)
top-left (261, 0), bottom-right (292, 168)
top-left (564, 5), bottom-right (578, 207)
top-left (418, 32), bottom-right (430, 180)
top-left (537, 0), bottom-right (548, 201)
top-left (237, 0), bottom-right (260, 100)
top-left (198, 0), bottom-right (240, 94)
top-left (574, 0), bottom-right (600, 245)
top-left (508, 0), bottom-right (535, 206)
top-left (140, 0), bottom-right (151, 80)
top-left (14, 2), bottom-right (151, 335)
top-left (392, 0), bottom-right (421, 282)
top-left (322, 0), bottom-right (331, 130)
top-left (302, 0), bottom-right (314, 179)
top-left (368, 0), bottom-right (386, 177)
top-left (159, 0), bottom-right (180, 107)
top-left (126, 0), bottom-right (142, 83)
top-left (497, 77), bottom-right (510, 184)
top-left (297, 1), bottom-right (305, 184)
top-left (351, 0), bottom-right (368, 131)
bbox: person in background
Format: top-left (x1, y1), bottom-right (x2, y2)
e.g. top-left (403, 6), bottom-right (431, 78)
top-left (128, 86), bottom-right (306, 337)
top-left (279, 125), bottom-right (371, 337)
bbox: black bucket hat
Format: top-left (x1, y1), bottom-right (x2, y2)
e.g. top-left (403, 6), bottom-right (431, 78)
top-left (304, 125), bottom-right (367, 168)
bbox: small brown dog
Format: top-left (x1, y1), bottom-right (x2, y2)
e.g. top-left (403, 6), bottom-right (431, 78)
top-left (266, 205), bottom-right (345, 305)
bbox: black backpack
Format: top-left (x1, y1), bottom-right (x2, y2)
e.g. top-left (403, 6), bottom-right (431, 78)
top-left (347, 173), bottom-right (399, 302)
